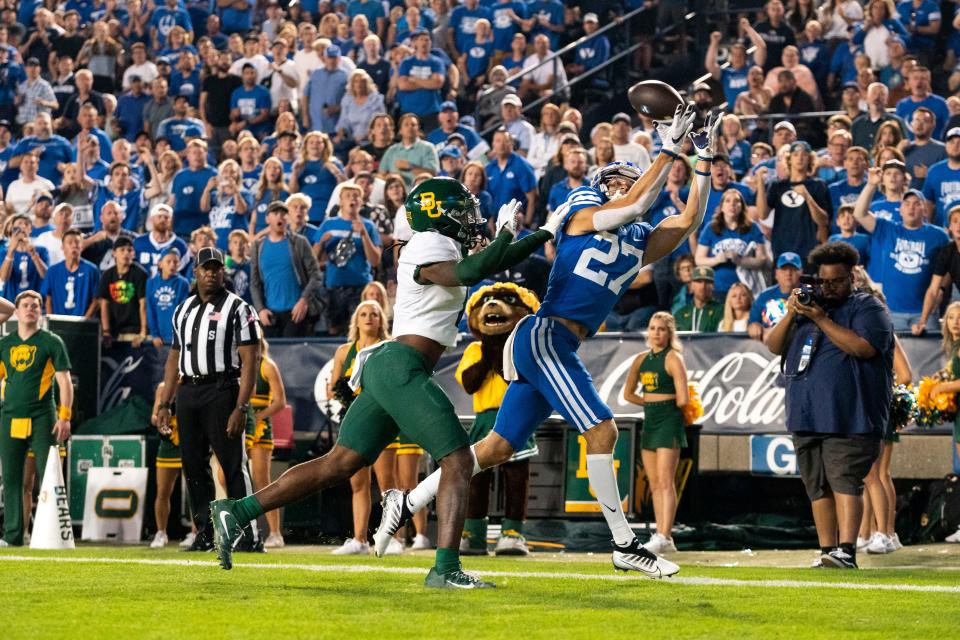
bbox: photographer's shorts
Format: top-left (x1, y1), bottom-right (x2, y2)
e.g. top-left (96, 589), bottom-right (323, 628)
top-left (792, 432), bottom-right (881, 500)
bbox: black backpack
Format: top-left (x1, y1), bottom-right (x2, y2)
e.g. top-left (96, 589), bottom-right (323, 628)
top-left (918, 475), bottom-right (960, 542)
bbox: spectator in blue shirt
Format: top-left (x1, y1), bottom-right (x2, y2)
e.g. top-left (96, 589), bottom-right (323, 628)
top-left (114, 76), bottom-right (151, 141)
top-left (747, 252), bottom-right (801, 340)
top-left (705, 21), bottom-right (768, 108)
top-left (566, 13), bottom-right (610, 89)
top-left (348, 0), bottom-right (386, 38)
top-left (10, 112), bottom-right (74, 185)
top-left (828, 146), bottom-right (870, 215)
top-left (829, 204), bottom-right (871, 266)
top-left (304, 46), bottom-right (348, 135)
top-left (695, 189), bottom-right (769, 298)
top-left (0, 215), bottom-right (49, 302)
top-left (895, 66), bottom-right (950, 140)
top-left (218, 0), bottom-right (253, 34)
top-left (201, 159), bottom-right (253, 252)
top-left (73, 102), bottom-right (113, 164)
top-left (485, 128), bottom-right (537, 226)
top-left (0, 47), bottom-right (25, 121)
top-left (316, 184), bottom-right (382, 335)
top-left (40, 229), bottom-right (99, 317)
top-left (168, 51), bottom-right (202, 108)
top-left (150, 0), bottom-right (193, 51)
top-left (171, 139), bottom-right (218, 235)
top-left (853, 175), bottom-right (949, 330)
top-left (896, 0), bottom-right (941, 57)
top-left (922, 129), bottom-right (960, 227)
top-left (229, 63), bottom-right (272, 139)
top-left (396, 30), bottom-right (445, 130)
top-left (459, 18), bottom-right (494, 90)
top-left (525, 0), bottom-right (564, 50)
top-left (546, 147), bottom-right (588, 213)
top-left (147, 247), bottom-right (190, 345)
top-left (426, 101), bottom-right (489, 161)
top-left (92, 161), bottom-right (143, 232)
top-left (448, 0), bottom-right (492, 56)
top-left (490, 0), bottom-right (526, 53)
top-left (291, 131), bottom-right (345, 223)
top-left (133, 204), bottom-right (191, 277)
top-left (156, 95), bottom-right (206, 154)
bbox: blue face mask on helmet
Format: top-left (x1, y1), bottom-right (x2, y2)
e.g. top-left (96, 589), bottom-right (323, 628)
top-left (590, 161), bottom-right (644, 201)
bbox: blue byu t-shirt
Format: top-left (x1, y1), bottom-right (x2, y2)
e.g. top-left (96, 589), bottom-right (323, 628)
top-left (171, 166), bottom-right (217, 235)
top-left (40, 258), bottom-right (99, 316)
top-left (147, 273), bottom-right (190, 343)
top-left (868, 218), bottom-right (948, 313)
top-left (921, 160), bottom-right (960, 227)
top-left (697, 223), bottom-right (766, 293)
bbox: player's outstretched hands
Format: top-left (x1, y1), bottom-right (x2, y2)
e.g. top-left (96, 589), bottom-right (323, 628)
top-left (657, 103), bottom-right (696, 155)
top-left (541, 203), bottom-right (566, 238)
top-left (690, 111), bottom-right (724, 160)
top-left (496, 198), bottom-right (522, 236)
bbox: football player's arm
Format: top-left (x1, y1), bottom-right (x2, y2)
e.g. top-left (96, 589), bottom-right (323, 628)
top-left (418, 229), bottom-right (516, 286)
top-left (642, 157), bottom-right (712, 267)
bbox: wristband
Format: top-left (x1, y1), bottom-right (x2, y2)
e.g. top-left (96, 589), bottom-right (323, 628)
top-left (694, 169), bottom-right (711, 177)
top-left (158, 402), bottom-right (171, 411)
top-left (660, 148), bottom-right (679, 160)
top-left (58, 405), bottom-right (72, 420)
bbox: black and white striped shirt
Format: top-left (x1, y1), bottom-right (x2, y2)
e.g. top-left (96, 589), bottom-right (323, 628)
top-left (171, 289), bottom-right (262, 377)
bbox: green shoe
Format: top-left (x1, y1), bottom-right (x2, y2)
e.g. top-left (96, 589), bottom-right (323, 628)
top-left (424, 567), bottom-right (496, 589)
top-left (210, 499), bottom-right (244, 570)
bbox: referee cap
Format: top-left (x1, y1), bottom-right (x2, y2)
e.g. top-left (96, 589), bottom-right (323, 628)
top-left (196, 246), bottom-right (225, 267)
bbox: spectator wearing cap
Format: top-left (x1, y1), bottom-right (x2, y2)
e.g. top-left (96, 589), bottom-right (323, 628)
top-left (850, 83), bottom-right (904, 151)
top-left (172, 139), bottom-right (218, 236)
top-left (98, 233), bottom-right (148, 344)
top-left (169, 50), bottom-right (202, 108)
top-left (115, 74), bottom-right (151, 142)
top-left (748, 252), bottom-right (802, 340)
top-left (0, 214), bottom-right (48, 302)
top-left (5, 152), bottom-right (54, 216)
top-left (134, 203), bottom-right (190, 277)
top-left (610, 112), bottom-right (651, 170)
top-left (82, 201), bottom-right (137, 271)
top-left (754, 141), bottom-right (832, 268)
top-left (567, 13), bottom-right (611, 90)
top-left (92, 161), bottom-right (143, 232)
top-left (150, 0), bottom-right (192, 51)
top-left (379, 113), bottom-right (438, 188)
top-left (839, 82), bottom-right (863, 122)
top-left (895, 67), bottom-right (949, 141)
top-left (143, 77), bottom-right (174, 138)
top-left (903, 108), bottom-right (946, 190)
top-left (41, 228), bottom-right (99, 317)
top-left (499, 93), bottom-right (535, 155)
top-left (229, 63), bottom-right (271, 139)
top-left (250, 200), bottom-right (324, 337)
top-left (304, 46), bottom-right (348, 135)
top-left (675, 267), bottom-right (723, 332)
top-left (853, 169), bottom-right (948, 330)
top-left (14, 56), bottom-right (56, 127)
top-left (157, 94), bottom-right (206, 155)
top-left (200, 50), bottom-right (243, 159)
top-left (691, 82), bottom-right (715, 124)
top-left (448, 0), bottom-right (492, 56)
top-left (29, 191), bottom-right (55, 237)
top-left (9, 112), bottom-right (74, 186)
top-left (519, 34), bottom-right (568, 103)
top-left (229, 34), bottom-right (271, 82)
top-left (426, 101), bottom-right (488, 161)
top-left (335, 69), bottom-right (385, 148)
top-left (35, 202), bottom-right (75, 265)
top-left (437, 145), bottom-right (464, 177)
top-left (122, 43), bottom-right (158, 91)
top-left (922, 128), bottom-right (960, 226)
top-left (396, 29), bottom-right (445, 131)
top-left (266, 38), bottom-right (299, 114)
top-left (486, 128), bottom-right (536, 225)
top-left (146, 246), bottom-right (190, 346)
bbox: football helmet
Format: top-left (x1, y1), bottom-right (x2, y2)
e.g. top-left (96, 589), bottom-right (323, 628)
top-left (405, 177), bottom-right (484, 248)
top-left (590, 161), bottom-right (643, 201)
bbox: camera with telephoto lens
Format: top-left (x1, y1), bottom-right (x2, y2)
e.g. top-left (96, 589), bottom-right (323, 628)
top-left (795, 275), bottom-right (823, 307)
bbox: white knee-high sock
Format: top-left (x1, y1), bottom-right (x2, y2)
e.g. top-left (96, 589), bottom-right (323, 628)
top-left (406, 445), bottom-right (482, 514)
top-left (586, 453), bottom-right (634, 546)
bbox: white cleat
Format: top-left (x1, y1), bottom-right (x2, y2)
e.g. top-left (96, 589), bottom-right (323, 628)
top-left (149, 531), bottom-right (169, 549)
top-left (856, 536), bottom-right (870, 551)
top-left (331, 538), bottom-right (370, 555)
top-left (866, 532), bottom-right (895, 554)
top-left (410, 533), bottom-right (432, 550)
top-left (612, 537), bottom-right (679, 578)
top-left (179, 532), bottom-right (196, 549)
top-left (495, 533), bottom-right (530, 556)
top-left (373, 489), bottom-right (411, 558)
top-left (945, 527), bottom-right (960, 543)
top-left (264, 532), bottom-right (285, 549)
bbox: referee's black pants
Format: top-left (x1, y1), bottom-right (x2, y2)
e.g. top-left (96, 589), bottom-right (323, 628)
top-left (177, 379), bottom-right (257, 543)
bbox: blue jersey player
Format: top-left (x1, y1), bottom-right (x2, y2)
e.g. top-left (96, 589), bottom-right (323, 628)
top-left (376, 105), bottom-right (722, 578)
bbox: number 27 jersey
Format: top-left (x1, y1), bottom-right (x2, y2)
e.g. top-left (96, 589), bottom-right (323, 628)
top-left (538, 186), bottom-right (652, 336)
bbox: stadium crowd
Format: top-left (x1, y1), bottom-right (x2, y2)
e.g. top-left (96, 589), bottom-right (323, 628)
top-left (0, 0), bottom-right (957, 343)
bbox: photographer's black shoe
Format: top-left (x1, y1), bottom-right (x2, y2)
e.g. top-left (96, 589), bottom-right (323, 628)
top-left (821, 548), bottom-right (857, 569)
top-left (182, 533), bottom-right (214, 552)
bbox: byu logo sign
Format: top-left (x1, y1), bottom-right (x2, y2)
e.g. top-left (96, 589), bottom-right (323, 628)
top-left (750, 435), bottom-right (798, 476)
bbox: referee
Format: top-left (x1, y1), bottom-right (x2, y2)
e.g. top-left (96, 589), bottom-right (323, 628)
top-left (156, 247), bottom-right (262, 551)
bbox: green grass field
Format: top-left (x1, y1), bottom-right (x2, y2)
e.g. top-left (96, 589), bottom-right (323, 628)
top-left (2, 544), bottom-right (958, 639)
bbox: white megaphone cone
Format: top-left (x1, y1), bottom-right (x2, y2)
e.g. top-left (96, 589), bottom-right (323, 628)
top-left (30, 446), bottom-right (75, 549)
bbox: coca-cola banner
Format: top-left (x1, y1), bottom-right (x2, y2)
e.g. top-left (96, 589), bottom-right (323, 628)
top-left (104, 334), bottom-right (949, 435)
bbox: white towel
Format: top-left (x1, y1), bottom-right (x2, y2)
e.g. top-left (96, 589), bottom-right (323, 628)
top-left (502, 316), bottom-right (530, 381)
top-left (347, 342), bottom-right (388, 391)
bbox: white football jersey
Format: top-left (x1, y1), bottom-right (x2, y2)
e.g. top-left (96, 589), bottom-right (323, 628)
top-left (392, 231), bottom-right (467, 347)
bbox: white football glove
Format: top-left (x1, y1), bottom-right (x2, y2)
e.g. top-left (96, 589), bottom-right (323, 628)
top-left (495, 198), bottom-right (522, 236)
top-left (656, 103), bottom-right (696, 155)
top-left (541, 204), bottom-right (566, 238)
top-left (690, 111), bottom-right (724, 161)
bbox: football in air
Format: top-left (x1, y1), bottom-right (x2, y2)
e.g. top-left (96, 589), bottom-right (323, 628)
top-left (627, 80), bottom-right (686, 120)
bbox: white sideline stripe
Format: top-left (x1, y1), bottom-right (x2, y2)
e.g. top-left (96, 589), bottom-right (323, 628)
top-left (1, 555), bottom-right (959, 594)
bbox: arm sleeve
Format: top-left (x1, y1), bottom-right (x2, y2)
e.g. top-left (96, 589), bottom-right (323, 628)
top-left (497, 229), bottom-right (552, 270)
top-left (452, 229), bottom-right (514, 285)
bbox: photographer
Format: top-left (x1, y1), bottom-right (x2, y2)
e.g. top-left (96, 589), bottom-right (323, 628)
top-left (765, 242), bottom-right (894, 569)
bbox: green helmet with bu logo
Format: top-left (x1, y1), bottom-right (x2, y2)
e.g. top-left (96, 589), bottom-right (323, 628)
top-left (405, 177), bottom-right (483, 248)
